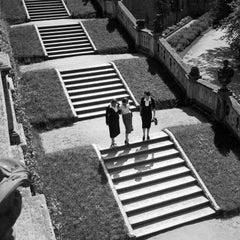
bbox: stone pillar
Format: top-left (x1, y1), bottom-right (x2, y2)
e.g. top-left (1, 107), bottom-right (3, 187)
top-left (135, 19), bottom-right (145, 48)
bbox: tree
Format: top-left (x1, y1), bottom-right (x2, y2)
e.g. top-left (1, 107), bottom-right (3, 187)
top-left (155, 0), bottom-right (172, 18)
top-left (221, 0), bottom-right (240, 56)
top-left (211, 0), bottom-right (232, 24)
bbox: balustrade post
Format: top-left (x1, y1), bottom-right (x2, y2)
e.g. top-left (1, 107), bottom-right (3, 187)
top-left (135, 19), bottom-right (145, 49)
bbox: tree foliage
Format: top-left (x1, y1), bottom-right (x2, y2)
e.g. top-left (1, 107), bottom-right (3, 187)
top-left (155, 0), bottom-right (172, 17)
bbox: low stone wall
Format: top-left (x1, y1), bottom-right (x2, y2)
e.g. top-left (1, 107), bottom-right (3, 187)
top-left (95, 0), bottom-right (240, 141)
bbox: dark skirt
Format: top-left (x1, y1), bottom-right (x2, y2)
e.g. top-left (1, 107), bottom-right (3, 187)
top-left (109, 121), bottom-right (120, 138)
top-left (141, 107), bottom-right (152, 129)
top-left (122, 113), bottom-right (133, 134)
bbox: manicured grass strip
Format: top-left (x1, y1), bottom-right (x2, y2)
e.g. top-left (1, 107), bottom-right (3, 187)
top-left (10, 25), bottom-right (45, 64)
top-left (64, 0), bottom-right (99, 18)
top-left (169, 123), bottom-right (240, 215)
top-left (38, 146), bottom-right (128, 240)
top-left (1, 0), bottom-right (27, 24)
top-left (83, 19), bottom-right (135, 54)
top-left (19, 69), bottom-right (75, 129)
top-left (114, 57), bottom-right (185, 109)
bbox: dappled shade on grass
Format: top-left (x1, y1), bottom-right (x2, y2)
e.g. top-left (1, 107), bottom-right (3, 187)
top-left (170, 123), bottom-right (240, 215)
top-left (10, 25), bottom-right (46, 63)
top-left (83, 18), bottom-right (135, 54)
top-left (20, 69), bottom-right (75, 129)
top-left (38, 146), bottom-right (128, 240)
top-left (114, 57), bottom-right (185, 109)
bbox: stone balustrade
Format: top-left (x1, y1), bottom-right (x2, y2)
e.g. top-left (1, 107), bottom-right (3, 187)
top-left (95, 0), bottom-right (240, 141)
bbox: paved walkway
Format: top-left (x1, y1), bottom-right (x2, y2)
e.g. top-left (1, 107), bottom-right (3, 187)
top-left (40, 107), bottom-right (207, 153)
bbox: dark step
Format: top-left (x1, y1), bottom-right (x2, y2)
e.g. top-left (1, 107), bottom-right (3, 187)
top-left (43, 36), bottom-right (87, 44)
top-left (44, 39), bottom-right (89, 47)
top-left (40, 29), bottom-right (83, 36)
top-left (46, 43), bottom-right (92, 52)
top-left (30, 16), bottom-right (69, 21)
top-left (38, 24), bottom-right (80, 30)
top-left (41, 32), bottom-right (85, 39)
top-left (48, 51), bottom-right (94, 59)
top-left (47, 46), bottom-right (93, 55)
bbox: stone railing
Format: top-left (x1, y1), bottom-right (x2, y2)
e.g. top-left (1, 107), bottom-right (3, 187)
top-left (95, 0), bottom-right (240, 141)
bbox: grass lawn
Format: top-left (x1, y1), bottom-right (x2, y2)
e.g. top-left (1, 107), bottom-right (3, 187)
top-left (169, 122), bottom-right (240, 215)
top-left (83, 19), bottom-right (135, 54)
top-left (36, 145), bottom-right (128, 240)
top-left (114, 57), bottom-right (185, 109)
top-left (1, 0), bottom-right (27, 24)
top-left (64, 0), bottom-right (100, 18)
top-left (10, 25), bottom-right (46, 64)
top-left (19, 69), bottom-right (75, 130)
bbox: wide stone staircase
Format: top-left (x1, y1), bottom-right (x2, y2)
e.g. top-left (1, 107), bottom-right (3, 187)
top-left (98, 130), bottom-right (217, 238)
top-left (38, 23), bottom-right (95, 59)
top-left (24, 0), bottom-right (70, 21)
top-left (59, 63), bottom-right (137, 120)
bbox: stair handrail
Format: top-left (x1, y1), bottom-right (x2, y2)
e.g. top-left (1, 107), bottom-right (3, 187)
top-left (79, 21), bottom-right (97, 52)
top-left (110, 62), bottom-right (139, 108)
top-left (55, 68), bottom-right (78, 118)
top-left (34, 25), bottom-right (48, 58)
top-left (20, 0), bottom-right (31, 21)
top-left (92, 144), bottom-right (136, 239)
top-left (163, 128), bottom-right (221, 212)
top-left (60, 0), bottom-right (71, 17)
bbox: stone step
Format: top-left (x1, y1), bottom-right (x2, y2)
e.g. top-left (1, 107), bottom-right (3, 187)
top-left (26, 2), bottom-right (62, 6)
top-left (48, 51), bottom-right (94, 59)
top-left (75, 102), bottom-right (135, 115)
top-left (67, 83), bottom-right (123, 95)
top-left (47, 47), bottom-right (93, 55)
top-left (27, 9), bottom-right (66, 14)
top-left (129, 195), bottom-right (209, 227)
top-left (41, 32), bottom-right (85, 39)
top-left (40, 29), bottom-right (84, 36)
top-left (65, 78), bottom-right (121, 90)
top-left (103, 141), bottom-right (175, 164)
top-left (134, 206), bottom-right (215, 238)
top-left (46, 43), bottom-right (91, 51)
top-left (77, 109), bottom-right (106, 120)
top-left (106, 149), bottom-right (179, 172)
top-left (38, 24), bottom-right (80, 30)
top-left (30, 12), bottom-right (68, 18)
top-left (45, 39), bottom-right (89, 47)
top-left (30, 16), bottom-right (69, 21)
top-left (43, 35), bottom-right (87, 43)
top-left (110, 157), bottom-right (185, 182)
top-left (71, 92), bottom-right (129, 106)
top-left (70, 88), bottom-right (127, 101)
top-left (115, 166), bottom-right (191, 193)
top-left (124, 185), bottom-right (203, 215)
top-left (119, 175), bottom-right (197, 203)
top-left (62, 68), bottom-right (115, 80)
top-left (26, 5), bottom-right (64, 10)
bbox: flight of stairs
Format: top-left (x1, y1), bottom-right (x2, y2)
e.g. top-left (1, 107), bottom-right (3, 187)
top-left (24, 0), bottom-right (70, 21)
top-left (59, 63), bottom-right (137, 121)
top-left (99, 131), bottom-right (216, 238)
top-left (38, 23), bottom-right (95, 59)
top-left (14, 188), bottom-right (56, 240)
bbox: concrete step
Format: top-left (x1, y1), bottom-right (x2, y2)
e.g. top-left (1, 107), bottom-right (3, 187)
top-left (124, 185), bottom-right (203, 215)
top-left (110, 157), bottom-right (185, 182)
top-left (41, 32), bottom-right (85, 39)
top-left (69, 88), bottom-right (127, 101)
top-left (134, 206), bottom-right (215, 238)
top-left (75, 102), bottom-right (135, 115)
top-left (26, 5), bottom-right (64, 9)
top-left (106, 149), bottom-right (179, 172)
top-left (67, 83), bottom-right (124, 95)
top-left (103, 141), bottom-right (175, 164)
top-left (77, 109), bottom-right (106, 120)
top-left (119, 175), bottom-right (197, 203)
top-left (129, 196), bottom-right (209, 227)
top-left (38, 24), bottom-right (80, 30)
top-left (40, 29), bottom-right (83, 36)
top-left (31, 16), bottom-right (69, 21)
top-left (48, 51), bottom-right (94, 59)
top-left (62, 68), bottom-right (115, 79)
top-left (65, 78), bottom-right (121, 90)
top-left (44, 39), bottom-right (89, 47)
top-left (46, 43), bottom-right (91, 51)
top-left (28, 9), bottom-right (66, 15)
top-left (115, 166), bottom-right (191, 192)
top-left (30, 12), bottom-right (68, 18)
top-left (47, 47), bottom-right (93, 55)
top-left (43, 35), bottom-right (87, 43)
top-left (71, 92), bottom-right (129, 106)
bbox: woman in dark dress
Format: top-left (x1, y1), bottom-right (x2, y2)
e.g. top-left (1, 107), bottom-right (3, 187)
top-left (106, 99), bottom-right (120, 147)
top-left (140, 91), bottom-right (156, 141)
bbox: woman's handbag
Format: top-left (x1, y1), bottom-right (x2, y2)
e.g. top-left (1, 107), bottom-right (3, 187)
top-left (152, 117), bottom-right (158, 125)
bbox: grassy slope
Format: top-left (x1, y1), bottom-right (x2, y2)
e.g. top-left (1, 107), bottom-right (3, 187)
top-left (10, 25), bottom-right (45, 62)
top-left (1, 0), bottom-right (27, 24)
top-left (37, 145), bottom-right (128, 240)
top-left (170, 123), bottom-right (240, 215)
top-left (114, 57), bottom-right (185, 109)
top-left (64, 0), bottom-right (100, 18)
top-left (83, 19), bottom-right (135, 54)
top-left (20, 69), bottom-right (75, 129)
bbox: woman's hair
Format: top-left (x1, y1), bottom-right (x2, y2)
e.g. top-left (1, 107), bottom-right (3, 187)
top-left (144, 91), bottom-right (151, 96)
top-left (122, 98), bottom-right (128, 104)
top-left (111, 98), bottom-right (118, 104)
